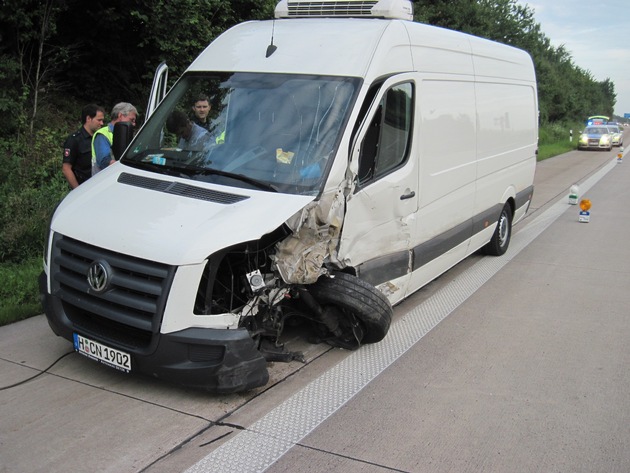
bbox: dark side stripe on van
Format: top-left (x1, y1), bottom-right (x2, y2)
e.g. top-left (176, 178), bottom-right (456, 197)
top-left (355, 185), bottom-right (534, 287)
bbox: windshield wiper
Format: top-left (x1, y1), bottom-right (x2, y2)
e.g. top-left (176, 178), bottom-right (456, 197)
top-left (172, 163), bottom-right (279, 192)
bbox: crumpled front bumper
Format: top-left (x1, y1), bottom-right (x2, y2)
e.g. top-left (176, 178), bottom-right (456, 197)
top-left (39, 272), bottom-right (269, 393)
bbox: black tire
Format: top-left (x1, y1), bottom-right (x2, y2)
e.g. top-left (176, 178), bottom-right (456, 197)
top-left (483, 203), bottom-right (513, 256)
top-left (308, 272), bottom-right (392, 344)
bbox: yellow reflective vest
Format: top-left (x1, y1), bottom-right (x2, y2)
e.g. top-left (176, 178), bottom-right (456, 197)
top-left (91, 125), bottom-right (114, 166)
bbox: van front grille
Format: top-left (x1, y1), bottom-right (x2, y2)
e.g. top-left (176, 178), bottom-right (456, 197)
top-left (50, 233), bottom-right (176, 351)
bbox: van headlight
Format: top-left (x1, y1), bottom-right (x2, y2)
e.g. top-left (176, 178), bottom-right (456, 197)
top-left (43, 229), bottom-right (52, 267)
top-left (43, 202), bottom-right (60, 267)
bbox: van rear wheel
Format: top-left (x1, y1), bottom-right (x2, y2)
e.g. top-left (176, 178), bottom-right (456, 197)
top-left (483, 203), bottom-right (512, 256)
top-left (308, 272), bottom-right (392, 347)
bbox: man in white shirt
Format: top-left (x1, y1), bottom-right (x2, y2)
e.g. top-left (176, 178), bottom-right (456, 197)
top-left (166, 110), bottom-right (212, 151)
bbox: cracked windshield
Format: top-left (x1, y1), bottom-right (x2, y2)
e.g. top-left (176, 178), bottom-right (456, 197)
top-left (123, 73), bottom-right (359, 195)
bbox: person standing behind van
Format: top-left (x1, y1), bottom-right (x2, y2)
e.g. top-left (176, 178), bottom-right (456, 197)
top-left (92, 102), bottom-right (138, 175)
top-left (62, 104), bottom-right (105, 189)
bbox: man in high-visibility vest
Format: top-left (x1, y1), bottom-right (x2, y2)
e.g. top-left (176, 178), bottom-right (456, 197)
top-left (92, 102), bottom-right (138, 175)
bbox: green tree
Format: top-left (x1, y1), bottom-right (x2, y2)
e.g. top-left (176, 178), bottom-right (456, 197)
top-left (0, 0), bottom-right (72, 135)
top-left (49, 0), bottom-right (277, 111)
top-left (415, 0), bottom-right (543, 49)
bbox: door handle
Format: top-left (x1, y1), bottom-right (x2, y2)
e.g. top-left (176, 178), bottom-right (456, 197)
top-left (400, 190), bottom-right (416, 200)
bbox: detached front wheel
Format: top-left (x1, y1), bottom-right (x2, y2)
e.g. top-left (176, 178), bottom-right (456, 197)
top-left (483, 203), bottom-right (513, 256)
top-left (308, 272), bottom-right (392, 347)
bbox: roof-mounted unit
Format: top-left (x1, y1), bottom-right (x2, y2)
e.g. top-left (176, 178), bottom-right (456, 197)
top-left (274, 0), bottom-right (413, 21)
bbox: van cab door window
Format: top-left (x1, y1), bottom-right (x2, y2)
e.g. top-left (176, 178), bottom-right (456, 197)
top-left (357, 82), bottom-right (413, 186)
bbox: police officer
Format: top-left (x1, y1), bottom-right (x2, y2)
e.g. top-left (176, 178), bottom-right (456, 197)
top-left (62, 104), bottom-right (105, 189)
top-left (191, 95), bottom-right (225, 143)
top-left (191, 95), bottom-right (212, 132)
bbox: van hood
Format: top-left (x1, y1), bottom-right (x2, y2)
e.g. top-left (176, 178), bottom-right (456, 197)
top-left (52, 166), bottom-right (315, 265)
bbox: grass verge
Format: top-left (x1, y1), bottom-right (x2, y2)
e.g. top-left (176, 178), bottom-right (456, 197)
top-left (538, 121), bottom-right (581, 161)
top-left (0, 258), bottom-right (43, 327)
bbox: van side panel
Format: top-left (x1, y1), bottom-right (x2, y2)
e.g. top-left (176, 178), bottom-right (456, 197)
top-left (404, 78), bottom-right (477, 299)
top-left (398, 24), bottom-right (537, 301)
top-left (404, 24), bottom-right (474, 75)
top-left (470, 37), bottom-right (537, 83)
top-left (469, 38), bottom-right (538, 231)
top-left (416, 79), bottom-right (477, 211)
top-left (472, 80), bottom-right (537, 239)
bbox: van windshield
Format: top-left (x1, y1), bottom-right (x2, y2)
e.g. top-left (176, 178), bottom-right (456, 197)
top-left (122, 72), bottom-right (360, 195)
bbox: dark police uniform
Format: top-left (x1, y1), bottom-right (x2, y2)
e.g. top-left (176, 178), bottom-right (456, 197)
top-left (62, 126), bottom-right (93, 185)
top-left (192, 116), bottom-right (212, 132)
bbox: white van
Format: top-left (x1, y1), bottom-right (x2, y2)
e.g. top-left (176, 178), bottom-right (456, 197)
top-left (40, 0), bottom-right (538, 393)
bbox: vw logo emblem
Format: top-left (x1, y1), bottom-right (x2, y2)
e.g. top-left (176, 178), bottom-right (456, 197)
top-left (87, 260), bottom-right (111, 293)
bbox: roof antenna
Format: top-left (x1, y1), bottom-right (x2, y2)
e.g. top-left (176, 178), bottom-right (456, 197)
top-left (266, 19), bottom-right (277, 58)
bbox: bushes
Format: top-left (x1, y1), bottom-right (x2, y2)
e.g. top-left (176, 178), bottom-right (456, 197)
top-left (0, 97), bottom-right (73, 325)
top-left (539, 121), bottom-right (583, 146)
top-left (0, 181), bottom-right (66, 262)
top-left (0, 258), bottom-right (42, 326)
top-left (0, 122), bottom-right (70, 263)
top-left (537, 121), bottom-right (585, 161)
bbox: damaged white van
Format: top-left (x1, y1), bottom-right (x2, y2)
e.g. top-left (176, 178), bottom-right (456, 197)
top-left (39, 0), bottom-right (538, 393)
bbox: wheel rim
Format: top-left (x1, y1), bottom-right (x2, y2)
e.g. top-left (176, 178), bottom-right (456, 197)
top-left (498, 210), bottom-right (510, 247)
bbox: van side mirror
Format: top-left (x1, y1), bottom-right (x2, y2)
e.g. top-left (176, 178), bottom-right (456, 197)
top-left (112, 122), bottom-right (134, 160)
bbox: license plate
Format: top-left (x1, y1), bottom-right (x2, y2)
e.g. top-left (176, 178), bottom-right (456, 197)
top-left (73, 333), bottom-right (131, 373)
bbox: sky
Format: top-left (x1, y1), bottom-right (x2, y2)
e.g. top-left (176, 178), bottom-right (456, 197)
top-left (517, 0), bottom-right (630, 118)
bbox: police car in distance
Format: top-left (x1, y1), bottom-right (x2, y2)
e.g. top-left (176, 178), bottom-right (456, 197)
top-left (606, 123), bottom-right (623, 147)
top-left (578, 126), bottom-right (613, 151)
